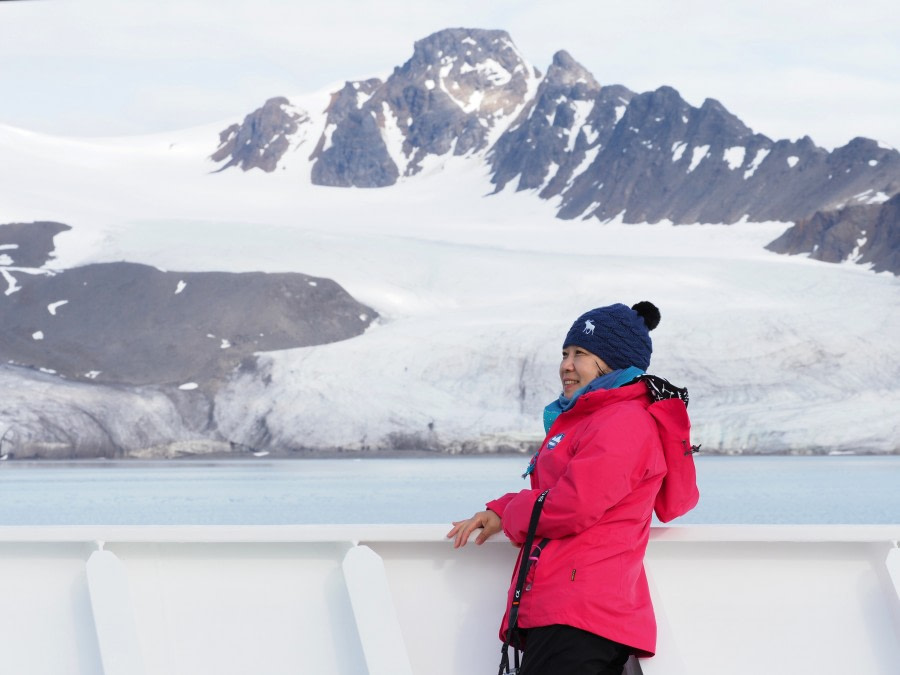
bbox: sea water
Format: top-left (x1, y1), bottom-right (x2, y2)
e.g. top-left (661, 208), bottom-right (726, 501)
top-left (0, 455), bottom-right (897, 526)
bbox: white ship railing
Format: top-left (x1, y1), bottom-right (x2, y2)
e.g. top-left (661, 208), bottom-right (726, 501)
top-left (0, 525), bottom-right (898, 675)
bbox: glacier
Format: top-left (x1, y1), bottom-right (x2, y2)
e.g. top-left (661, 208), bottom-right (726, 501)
top-left (0, 88), bottom-right (897, 457)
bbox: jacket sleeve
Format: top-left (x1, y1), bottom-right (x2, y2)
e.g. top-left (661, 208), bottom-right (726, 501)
top-left (501, 407), bottom-right (656, 543)
top-left (485, 492), bottom-right (518, 517)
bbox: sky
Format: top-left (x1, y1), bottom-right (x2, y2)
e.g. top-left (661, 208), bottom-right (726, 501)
top-left (1, 0), bottom-right (899, 150)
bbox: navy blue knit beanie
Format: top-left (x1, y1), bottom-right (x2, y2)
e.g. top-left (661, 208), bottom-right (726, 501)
top-left (562, 301), bottom-right (661, 371)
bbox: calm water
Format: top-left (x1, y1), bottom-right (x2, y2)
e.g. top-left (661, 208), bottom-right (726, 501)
top-left (0, 455), bottom-right (897, 526)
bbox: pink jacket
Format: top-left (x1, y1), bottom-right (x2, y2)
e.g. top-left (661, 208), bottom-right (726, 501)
top-left (486, 378), bottom-right (699, 657)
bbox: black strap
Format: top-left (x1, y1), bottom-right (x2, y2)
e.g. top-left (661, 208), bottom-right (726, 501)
top-left (498, 489), bottom-right (550, 675)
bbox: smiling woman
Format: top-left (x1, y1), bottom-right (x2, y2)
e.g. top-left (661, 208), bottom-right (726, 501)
top-left (448, 300), bottom-right (699, 674)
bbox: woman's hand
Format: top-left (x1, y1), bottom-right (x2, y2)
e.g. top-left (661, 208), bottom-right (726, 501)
top-left (446, 510), bottom-right (502, 548)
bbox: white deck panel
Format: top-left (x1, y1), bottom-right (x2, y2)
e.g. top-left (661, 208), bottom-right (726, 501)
top-left (645, 540), bottom-right (899, 674)
top-left (106, 541), bottom-right (364, 675)
top-left (342, 545), bottom-right (414, 675)
top-left (0, 542), bottom-right (102, 675)
top-left (86, 549), bottom-right (146, 675)
top-left (0, 526), bottom-right (896, 675)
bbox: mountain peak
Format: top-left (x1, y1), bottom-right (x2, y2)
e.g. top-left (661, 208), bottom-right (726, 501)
top-left (546, 50), bottom-right (599, 88)
top-left (410, 27), bottom-right (515, 61)
top-left (306, 27), bottom-right (537, 186)
top-left (400, 27), bottom-right (531, 101)
top-left (694, 95), bottom-right (753, 140)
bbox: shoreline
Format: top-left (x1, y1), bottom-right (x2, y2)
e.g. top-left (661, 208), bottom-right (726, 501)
top-left (2, 450), bottom-right (898, 467)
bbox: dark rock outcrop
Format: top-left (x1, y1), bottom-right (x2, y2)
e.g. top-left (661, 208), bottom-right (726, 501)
top-left (0, 221), bottom-right (70, 267)
top-left (490, 50), bottom-right (609, 195)
top-left (0, 222), bottom-right (378, 388)
top-left (765, 192), bottom-right (900, 274)
top-left (211, 97), bottom-right (310, 172)
top-left (309, 79), bottom-right (399, 187)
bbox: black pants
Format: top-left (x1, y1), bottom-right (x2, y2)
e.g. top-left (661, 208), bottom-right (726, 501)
top-left (517, 624), bottom-right (631, 675)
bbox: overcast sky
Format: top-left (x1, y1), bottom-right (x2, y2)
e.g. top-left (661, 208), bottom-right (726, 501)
top-left (2, 0), bottom-right (898, 149)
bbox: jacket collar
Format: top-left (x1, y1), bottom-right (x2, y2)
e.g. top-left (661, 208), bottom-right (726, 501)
top-left (563, 379), bottom-right (651, 417)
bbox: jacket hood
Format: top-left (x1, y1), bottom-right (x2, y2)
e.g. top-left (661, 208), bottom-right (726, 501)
top-left (570, 376), bottom-right (700, 522)
top-left (639, 375), bottom-right (700, 522)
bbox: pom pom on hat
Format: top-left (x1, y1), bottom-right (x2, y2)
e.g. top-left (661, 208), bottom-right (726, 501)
top-left (562, 301), bottom-right (660, 371)
top-left (632, 301), bottom-right (661, 331)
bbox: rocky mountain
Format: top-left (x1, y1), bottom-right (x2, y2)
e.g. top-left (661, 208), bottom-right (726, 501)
top-left (765, 192), bottom-right (900, 274)
top-left (211, 27), bottom-right (900, 233)
top-left (310, 28), bottom-right (537, 186)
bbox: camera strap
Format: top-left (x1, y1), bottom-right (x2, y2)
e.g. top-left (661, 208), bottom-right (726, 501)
top-left (498, 489), bottom-right (551, 675)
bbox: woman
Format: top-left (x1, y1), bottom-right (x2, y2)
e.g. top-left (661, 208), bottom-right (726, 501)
top-left (447, 301), bottom-right (699, 675)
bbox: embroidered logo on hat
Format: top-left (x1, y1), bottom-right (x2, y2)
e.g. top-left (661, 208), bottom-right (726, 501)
top-left (583, 319), bottom-right (595, 335)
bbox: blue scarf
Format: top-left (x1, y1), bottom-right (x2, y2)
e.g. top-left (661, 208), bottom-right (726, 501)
top-left (525, 366), bottom-right (644, 478)
top-left (542, 366), bottom-right (645, 433)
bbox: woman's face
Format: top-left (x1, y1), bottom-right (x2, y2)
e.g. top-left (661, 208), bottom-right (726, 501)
top-left (560, 345), bottom-right (612, 397)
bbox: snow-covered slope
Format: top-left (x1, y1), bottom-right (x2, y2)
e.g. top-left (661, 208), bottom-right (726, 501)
top-left (0, 94), bottom-right (898, 456)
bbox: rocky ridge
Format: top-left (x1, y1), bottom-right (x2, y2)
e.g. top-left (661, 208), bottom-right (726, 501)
top-left (211, 27), bottom-right (900, 234)
top-left (766, 192), bottom-right (900, 274)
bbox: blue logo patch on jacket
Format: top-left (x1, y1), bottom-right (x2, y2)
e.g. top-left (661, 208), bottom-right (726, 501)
top-left (547, 433), bottom-right (565, 450)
